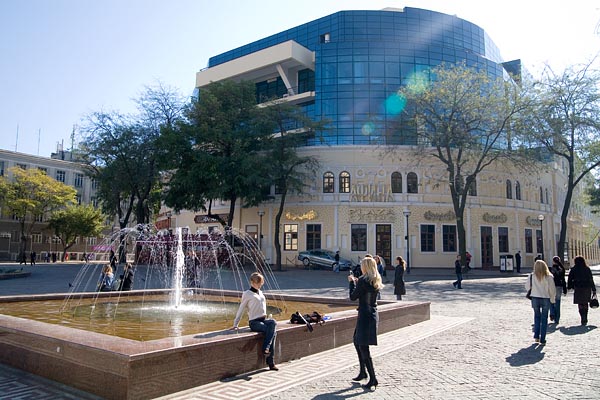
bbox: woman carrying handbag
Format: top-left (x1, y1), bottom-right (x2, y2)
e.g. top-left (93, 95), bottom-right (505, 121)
top-left (567, 256), bottom-right (597, 326)
top-left (526, 260), bottom-right (556, 345)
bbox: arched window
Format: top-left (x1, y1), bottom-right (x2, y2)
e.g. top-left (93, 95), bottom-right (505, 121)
top-left (407, 172), bottom-right (418, 194)
top-left (339, 171), bottom-right (350, 193)
top-left (391, 172), bottom-right (402, 193)
top-left (506, 179), bottom-right (512, 199)
top-left (323, 172), bottom-right (334, 193)
top-left (540, 187), bottom-right (544, 203)
top-left (515, 181), bottom-right (521, 200)
top-left (545, 188), bottom-right (549, 204)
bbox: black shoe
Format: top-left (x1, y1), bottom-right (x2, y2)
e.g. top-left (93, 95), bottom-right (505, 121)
top-left (352, 372), bottom-right (367, 381)
top-left (453, 282), bottom-right (457, 288)
top-left (268, 364), bottom-right (279, 371)
top-left (549, 316), bottom-right (554, 322)
top-left (362, 379), bottom-right (378, 390)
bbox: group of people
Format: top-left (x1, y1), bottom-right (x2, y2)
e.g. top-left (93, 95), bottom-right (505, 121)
top-left (98, 262), bottom-right (135, 292)
top-left (526, 255), bottom-right (597, 345)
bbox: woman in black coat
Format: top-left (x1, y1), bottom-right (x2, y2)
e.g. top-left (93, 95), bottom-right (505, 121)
top-left (394, 256), bottom-right (406, 300)
top-left (348, 255), bottom-right (383, 390)
top-left (567, 255), bottom-right (597, 325)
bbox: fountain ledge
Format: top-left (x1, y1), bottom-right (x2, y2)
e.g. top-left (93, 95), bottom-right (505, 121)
top-left (0, 290), bottom-right (429, 400)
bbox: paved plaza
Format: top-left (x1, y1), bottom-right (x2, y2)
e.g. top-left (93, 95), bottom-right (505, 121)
top-left (0, 262), bottom-right (599, 399)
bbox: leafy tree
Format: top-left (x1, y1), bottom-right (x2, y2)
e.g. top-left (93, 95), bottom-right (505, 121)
top-left (80, 83), bottom-right (185, 262)
top-left (529, 61), bottom-right (600, 258)
top-left (0, 167), bottom-right (76, 258)
top-left (159, 80), bottom-right (272, 227)
top-left (47, 204), bottom-right (105, 261)
top-left (259, 100), bottom-right (323, 270)
top-left (394, 62), bottom-right (530, 266)
top-left (81, 83), bottom-right (185, 227)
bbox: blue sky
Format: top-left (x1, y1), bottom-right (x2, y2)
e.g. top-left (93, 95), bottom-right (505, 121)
top-left (1, 0), bottom-right (599, 157)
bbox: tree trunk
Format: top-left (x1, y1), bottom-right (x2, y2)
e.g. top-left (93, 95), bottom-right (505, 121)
top-left (274, 189), bottom-right (288, 271)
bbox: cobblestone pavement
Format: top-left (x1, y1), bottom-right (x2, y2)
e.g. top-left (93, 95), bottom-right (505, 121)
top-left (0, 264), bottom-right (599, 399)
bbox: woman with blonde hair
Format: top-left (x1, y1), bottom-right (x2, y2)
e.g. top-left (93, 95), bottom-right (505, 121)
top-left (526, 260), bottom-right (556, 345)
top-left (348, 255), bottom-right (383, 390)
top-left (98, 264), bottom-right (114, 292)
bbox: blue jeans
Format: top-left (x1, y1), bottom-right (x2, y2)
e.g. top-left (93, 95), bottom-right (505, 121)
top-left (549, 287), bottom-right (563, 323)
top-left (531, 297), bottom-right (551, 343)
top-left (454, 272), bottom-right (463, 288)
top-left (249, 318), bottom-right (277, 365)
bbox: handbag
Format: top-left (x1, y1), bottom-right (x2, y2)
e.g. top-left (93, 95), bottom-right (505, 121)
top-left (590, 293), bottom-right (599, 309)
top-left (525, 275), bottom-right (532, 300)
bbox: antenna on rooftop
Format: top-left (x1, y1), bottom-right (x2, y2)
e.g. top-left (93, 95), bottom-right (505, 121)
top-left (37, 129), bottom-right (41, 156)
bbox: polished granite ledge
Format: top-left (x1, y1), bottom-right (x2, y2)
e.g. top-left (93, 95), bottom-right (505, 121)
top-left (0, 290), bottom-right (429, 400)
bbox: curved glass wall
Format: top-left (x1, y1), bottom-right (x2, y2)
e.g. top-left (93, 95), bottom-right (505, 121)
top-left (207, 8), bottom-right (510, 146)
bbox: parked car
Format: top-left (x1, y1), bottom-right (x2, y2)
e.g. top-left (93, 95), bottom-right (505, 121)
top-left (297, 249), bottom-right (353, 271)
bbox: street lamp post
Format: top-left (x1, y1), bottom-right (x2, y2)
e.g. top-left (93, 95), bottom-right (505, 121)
top-left (257, 210), bottom-right (265, 250)
top-left (403, 208), bottom-right (411, 274)
top-left (538, 214), bottom-right (545, 261)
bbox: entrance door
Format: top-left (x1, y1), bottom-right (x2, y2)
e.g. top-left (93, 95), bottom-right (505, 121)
top-left (480, 226), bottom-right (493, 268)
top-left (375, 224), bottom-right (392, 267)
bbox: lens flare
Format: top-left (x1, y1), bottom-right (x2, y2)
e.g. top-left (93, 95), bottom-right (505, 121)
top-left (385, 93), bottom-right (406, 115)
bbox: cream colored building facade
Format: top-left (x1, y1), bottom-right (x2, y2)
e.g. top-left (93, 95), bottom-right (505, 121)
top-left (165, 146), bottom-right (600, 270)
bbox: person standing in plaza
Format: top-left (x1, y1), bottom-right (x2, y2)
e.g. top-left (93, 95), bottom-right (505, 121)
top-left (232, 272), bottom-right (278, 371)
top-left (394, 256), bottom-right (406, 300)
top-left (526, 260), bottom-right (556, 345)
top-left (453, 255), bottom-right (463, 289)
top-left (567, 255), bottom-right (597, 326)
top-left (549, 256), bottom-right (567, 324)
top-left (334, 250), bottom-right (340, 273)
top-left (348, 255), bottom-right (382, 390)
top-left (98, 264), bottom-right (115, 292)
top-left (515, 251), bottom-right (522, 273)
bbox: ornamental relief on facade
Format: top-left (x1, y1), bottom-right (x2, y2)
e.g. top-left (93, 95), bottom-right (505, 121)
top-left (525, 216), bottom-right (543, 226)
top-left (349, 208), bottom-right (396, 222)
top-left (482, 212), bottom-right (508, 224)
top-left (423, 210), bottom-right (455, 222)
top-left (284, 210), bottom-right (318, 221)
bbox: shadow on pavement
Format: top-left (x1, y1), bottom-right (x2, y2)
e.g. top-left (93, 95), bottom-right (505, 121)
top-left (505, 344), bottom-right (545, 366)
top-left (558, 324), bottom-right (597, 336)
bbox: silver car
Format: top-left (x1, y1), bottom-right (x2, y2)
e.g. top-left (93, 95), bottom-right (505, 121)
top-left (297, 249), bottom-right (353, 271)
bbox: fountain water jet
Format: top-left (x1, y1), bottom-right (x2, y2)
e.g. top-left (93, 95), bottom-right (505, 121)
top-left (0, 224), bottom-right (431, 399)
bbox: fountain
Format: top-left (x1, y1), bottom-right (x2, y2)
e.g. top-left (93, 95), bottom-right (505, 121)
top-left (0, 225), bottom-right (430, 399)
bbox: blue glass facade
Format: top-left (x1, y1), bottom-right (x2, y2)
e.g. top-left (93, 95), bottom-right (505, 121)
top-left (208, 8), bottom-right (511, 146)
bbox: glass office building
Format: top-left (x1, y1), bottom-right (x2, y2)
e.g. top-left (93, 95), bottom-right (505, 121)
top-left (204, 7), bottom-right (515, 146)
top-left (187, 8), bottom-right (597, 270)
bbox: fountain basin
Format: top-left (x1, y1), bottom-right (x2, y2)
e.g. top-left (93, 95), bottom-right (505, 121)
top-left (0, 290), bottom-right (430, 400)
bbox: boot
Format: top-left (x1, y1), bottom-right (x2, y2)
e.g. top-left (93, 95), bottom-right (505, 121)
top-left (362, 357), bottom-right (378, 390)
top-left (352, 345), bottom-right (367, 381)
top-left (580, 307), bottom-right (588, 325)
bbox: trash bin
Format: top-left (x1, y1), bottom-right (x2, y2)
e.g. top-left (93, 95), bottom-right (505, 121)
top-left (500, 254), bottom-right (514, 272)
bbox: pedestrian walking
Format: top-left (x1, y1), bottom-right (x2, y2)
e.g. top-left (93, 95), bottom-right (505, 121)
top-left (515, 251), bottom-right (522, 273)
top-left (567, 255), bottom-right (597, 326)
top-left (348, 255), bottom-right (382, 390)
top-left (232, 272), bottom-right (278, 371)
top-left (549, 256), bottom-right (567, 324)
top-left (393, 256), bottom-right (406, 300)
top-left (334, 250), bottom-right (340, 273)
top-left (453, 255), bottom-right (463, 289)
top-left (526, 260), bottom-right (556, 345)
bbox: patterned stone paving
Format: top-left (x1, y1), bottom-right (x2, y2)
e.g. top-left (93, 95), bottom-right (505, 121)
top-left (157, 315), bottom-right (470, 400)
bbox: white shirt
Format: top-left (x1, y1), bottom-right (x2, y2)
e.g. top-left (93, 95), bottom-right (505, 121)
top-left (526, 273), bottom-right (556, 303)
top-left (233, 288), bottom-right (267, 328)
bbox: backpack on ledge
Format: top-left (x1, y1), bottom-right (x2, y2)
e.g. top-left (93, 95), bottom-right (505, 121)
top-left (290, 311), bottom-right (325, 326)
